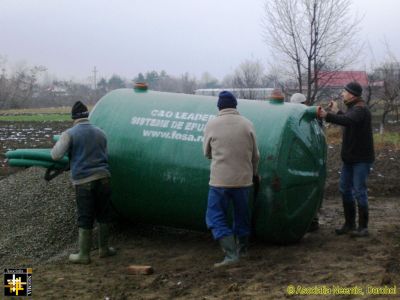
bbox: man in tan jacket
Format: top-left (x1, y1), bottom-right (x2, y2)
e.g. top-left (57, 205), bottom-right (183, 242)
top-left (203, 91), bottom-right (260, 267)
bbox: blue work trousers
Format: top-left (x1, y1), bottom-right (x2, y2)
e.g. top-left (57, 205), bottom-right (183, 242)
top-left (205, 186), bottom-right (250, 240)
top-left (339, 162), bottom-right (372, 208)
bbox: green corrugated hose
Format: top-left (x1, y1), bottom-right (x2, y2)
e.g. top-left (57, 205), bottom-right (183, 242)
top-left (6, 148), bottom-right (69, 181)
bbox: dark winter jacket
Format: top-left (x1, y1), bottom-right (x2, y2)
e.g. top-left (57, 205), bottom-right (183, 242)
top-left (326, 99), bottom-right (375, 163)
top-left (51, 119), bottom-right (110, 184)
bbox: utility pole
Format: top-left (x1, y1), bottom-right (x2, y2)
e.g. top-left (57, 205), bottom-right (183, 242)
top-left (92, 66), bottom-right (97, 90)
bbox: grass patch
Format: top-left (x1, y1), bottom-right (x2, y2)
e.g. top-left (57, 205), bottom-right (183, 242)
top-left (0, 107), bottom-right (72, 115)
top-left (0, 114), bottom-right (71, 122)
top-left (326, 126), bottom-right (400, 149)
top-left (0, 106), bottom-right (94, 122)
top-left (325, 126), bottom-right (342, 145)
top-left (374, 131), bottom-right (400, 149)
top-left (0, 105), bottom-right (94, 115)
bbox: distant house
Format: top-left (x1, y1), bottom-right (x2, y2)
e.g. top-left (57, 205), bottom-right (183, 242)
top-left (195, 88), bottom-right (275, 100)
top-left (316, 71), bottom-right (369, 99)
top-left (318, 71), bottom-right (369, 88)
top-left (46, 86), bottom-right (68, 96)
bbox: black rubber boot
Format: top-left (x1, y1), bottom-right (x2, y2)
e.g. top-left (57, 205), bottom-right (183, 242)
top-left (335, 201), bottom-right (356, 235)
top-left (236, 235), bottom-right (249, 257)
top-left (214, 235), bottom-right (239, 268)
top-left (351, 205), bottom-right (369, 237)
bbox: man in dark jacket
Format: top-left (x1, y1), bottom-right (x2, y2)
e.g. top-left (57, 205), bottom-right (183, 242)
top-left (51, 101), bottom-right (116, 264)
top-left (320, 82), bottom-right (374, 237)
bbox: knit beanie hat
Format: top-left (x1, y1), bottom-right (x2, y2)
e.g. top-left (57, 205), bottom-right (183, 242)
top-left (290, 93), bottom-right (306, 104)
top-left (71, 101), bottom-right (89, 119)
top-left (344, 81), bottom-right (362, 97)
top-left (217, 91), bottom-right (237, 110)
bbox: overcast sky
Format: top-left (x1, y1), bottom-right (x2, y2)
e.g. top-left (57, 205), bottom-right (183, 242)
top-left (0, 0), bottom-right (399, 83)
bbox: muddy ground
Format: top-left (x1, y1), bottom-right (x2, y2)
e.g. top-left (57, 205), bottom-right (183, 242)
top-left (1, 121), bottom-right (400, 299)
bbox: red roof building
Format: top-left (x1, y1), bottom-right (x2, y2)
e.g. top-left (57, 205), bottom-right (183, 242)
top-left (317, 71), bottom-right (369, 87)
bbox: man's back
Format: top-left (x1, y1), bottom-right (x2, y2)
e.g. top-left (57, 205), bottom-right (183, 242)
top-left (203, 108), bottom-right (259, 187)
top-left (67, 121), bottom-right (110, 180)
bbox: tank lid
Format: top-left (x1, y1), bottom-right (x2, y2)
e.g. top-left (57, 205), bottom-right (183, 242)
top-left (269, 88), bottom-right (284, 103)
top-left (134, 82), bottom-right (148, 92)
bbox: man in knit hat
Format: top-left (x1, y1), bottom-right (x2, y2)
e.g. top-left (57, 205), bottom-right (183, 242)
top-left (320, 82), bottom-right (374, 237)
top-left (203, 91), bottom-right (260, 267)
top-left (51, 101), bottom-right (116, 264)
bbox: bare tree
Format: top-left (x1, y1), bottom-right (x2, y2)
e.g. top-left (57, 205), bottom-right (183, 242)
top-left (263, 0), bottom-right (361, 104)
top-left (26, 66), bottom-right (47, 100)
top-left (157, 73), bottom-right (180, 92)
top-left (199, 72), bottom-right (219, 89)
top-left (134, 70), bottom-right (200, 94)
top-left (232, 59), bottom-right (264, 99)
top-left (180, 72), bottom-right (197, 94)
top-left (221, 74), bottom-right (234, 88)
top-left (374, 61), bottom-right (400, 133)
top-left (0, 61), bottom-right (46, 108)
top-left (363, 71), bottom-right (382, 110)
top-left (0, 57), bottom-right (9, 107)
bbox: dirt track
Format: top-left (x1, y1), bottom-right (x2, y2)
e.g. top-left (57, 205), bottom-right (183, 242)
top-left (33, 197), bottom-right (400, 299)
top-left (1, 121), bottom-right (400, 299)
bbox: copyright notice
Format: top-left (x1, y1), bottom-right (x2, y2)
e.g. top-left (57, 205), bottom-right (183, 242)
top-left (286, 285), bottom-right (397, 296)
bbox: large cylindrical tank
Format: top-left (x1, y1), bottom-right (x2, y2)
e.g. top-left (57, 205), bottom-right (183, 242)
top-left (90, 88), bottom-right (326, 243)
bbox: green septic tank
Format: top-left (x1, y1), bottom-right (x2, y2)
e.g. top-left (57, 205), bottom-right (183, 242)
top-left (90, 88), bottom-right (326, 243)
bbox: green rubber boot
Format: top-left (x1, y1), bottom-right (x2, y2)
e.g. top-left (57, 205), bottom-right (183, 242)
top-left (214, 235), bottom-right (239, 268)
top-left (69, 228), bottom-right (92, 264)
top-left (98, 223), bottom-right (116, 258)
